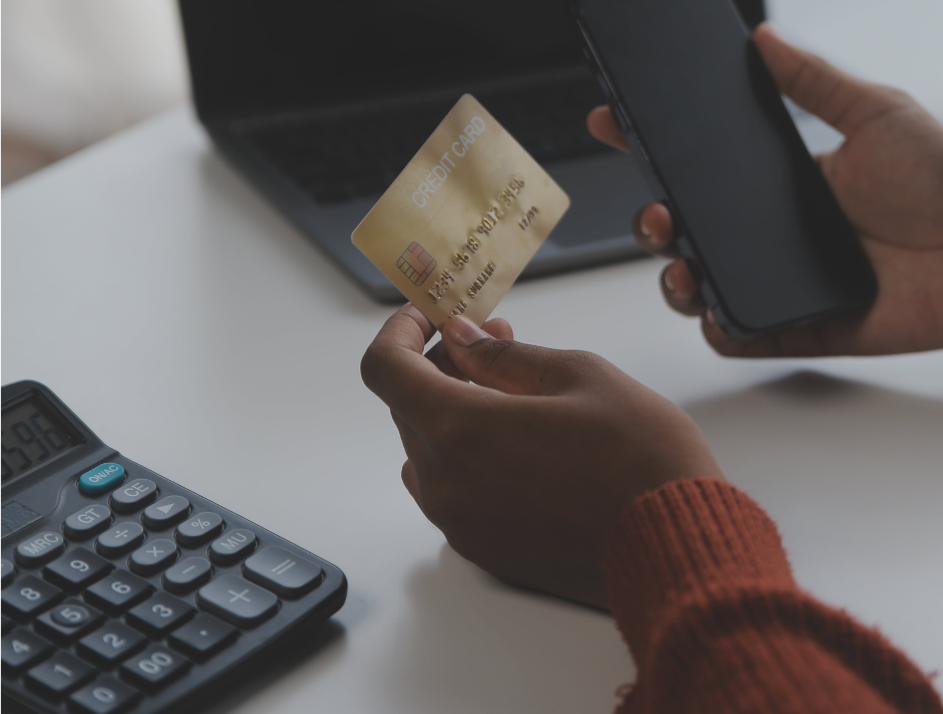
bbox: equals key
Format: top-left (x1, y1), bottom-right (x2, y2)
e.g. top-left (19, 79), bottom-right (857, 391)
top-left (243, 547), bottom-right (322, 597)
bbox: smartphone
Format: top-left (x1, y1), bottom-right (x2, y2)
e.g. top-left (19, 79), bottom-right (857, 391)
top-left (571, 0), bottom-right (876, 340)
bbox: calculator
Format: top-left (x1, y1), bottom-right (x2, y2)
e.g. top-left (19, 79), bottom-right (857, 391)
top-left (1, 381), bottom-right (347, 713)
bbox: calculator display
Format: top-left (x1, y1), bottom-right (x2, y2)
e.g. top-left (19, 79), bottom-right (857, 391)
top-left (1, 392), bottom-right (83, 483)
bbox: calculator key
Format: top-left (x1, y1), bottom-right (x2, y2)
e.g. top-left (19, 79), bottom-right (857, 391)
top-left (198, 574), bottom-right (277, 627)
top-left (44, 547), bottom-right (112, 591)
top-left (84, 571), bottom-right (152, 614)
top-left (175, 511), bottom-right (224, 546)
top-left (79, 463), bottom-right (126, 495)
top-left (142, 495), bottom-right (190, 529)
top-left (35, 598), bottom-right (104, 643)
top-left (1, 575), bottom-right (63, 620)
top-left (1, 627), bottom-right (53, 673)
top-left (64, 504), bottom-right (113, 539)
top-left (77, 622), bottom-right (146, 667)
top-left (127, 592), bottom-right (194, 637)
top-left (109, 478), bottom-right (158, 513)
top-left (129, 539), bottom-right (178, 576)
top-left (209, 528), bottom-right (257, 564)
top-left (70, 675), bottom-right (140, 714)
top-left (15, 531), bottom-right (67, 566)
top-left (244, 546), bottom-right (323, 597)
top-left (95, 522), bottom-right (145, 557)
top-left (2, 558), bottom-right (15, 587)
top-left (120, 643), bottom-right (190, 690)
top-left (25, 650), bottom-right (95, 698)
top-left (163, 557), bottom-right (212, 594)
top-left (168, 613), bottom-right (237, 660)
top-left (1, 614), bottom-right (12, 635)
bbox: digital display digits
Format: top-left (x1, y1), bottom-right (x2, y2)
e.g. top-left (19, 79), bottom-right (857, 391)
top-left (2, 392), bottom-right (82, 483)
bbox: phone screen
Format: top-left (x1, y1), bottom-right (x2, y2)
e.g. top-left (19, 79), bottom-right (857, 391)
top-left (574, 0), bottom-right (875, 336)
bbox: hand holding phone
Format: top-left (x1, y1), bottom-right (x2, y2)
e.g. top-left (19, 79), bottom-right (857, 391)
top-left (573, 0), bottom-right (879, 340)
top-left (588, 25), bottom-right (943, 357)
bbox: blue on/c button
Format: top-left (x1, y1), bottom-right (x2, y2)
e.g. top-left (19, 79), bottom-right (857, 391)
top-left (78, 463), bottom-right (126, 495)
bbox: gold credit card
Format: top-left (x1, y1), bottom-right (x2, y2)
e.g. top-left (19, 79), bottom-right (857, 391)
top-left (351, 94), bottom-right (570, 330)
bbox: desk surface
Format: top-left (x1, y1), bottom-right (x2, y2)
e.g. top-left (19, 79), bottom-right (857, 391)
top-left (3, 1), bottom-right (942, 710)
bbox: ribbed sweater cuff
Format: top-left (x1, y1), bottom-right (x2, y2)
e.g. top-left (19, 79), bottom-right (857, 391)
top-left (605, 479), bottom-right (795, 663)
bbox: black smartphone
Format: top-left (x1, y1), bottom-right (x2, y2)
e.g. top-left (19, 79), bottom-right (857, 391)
top-left (571, 0), bottom-right (876, 340)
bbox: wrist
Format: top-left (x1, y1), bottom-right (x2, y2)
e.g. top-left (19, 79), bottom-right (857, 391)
top-left (605, 479), bottom-right (794, 658)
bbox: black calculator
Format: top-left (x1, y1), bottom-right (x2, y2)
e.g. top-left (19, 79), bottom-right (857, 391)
top-left (1, 381), bottom-right (347, 714)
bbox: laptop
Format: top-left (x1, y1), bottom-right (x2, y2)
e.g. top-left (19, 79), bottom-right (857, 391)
top-left (179, 0), bottom-right (767, 302)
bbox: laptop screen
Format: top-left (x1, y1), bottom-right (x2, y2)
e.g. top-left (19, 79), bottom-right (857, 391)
top-left (180, 0), bottom-right (583, 120)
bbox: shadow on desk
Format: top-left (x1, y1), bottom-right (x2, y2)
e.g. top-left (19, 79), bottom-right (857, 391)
top-left (684, 370), bottom-right (943, 671)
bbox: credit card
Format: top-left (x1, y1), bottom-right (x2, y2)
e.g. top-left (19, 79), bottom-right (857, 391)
top-left (351, 94), bottom-right (570, 330)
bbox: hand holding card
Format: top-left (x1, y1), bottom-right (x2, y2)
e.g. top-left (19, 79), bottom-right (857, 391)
top-left (352, 95), bottom-right (570, 329)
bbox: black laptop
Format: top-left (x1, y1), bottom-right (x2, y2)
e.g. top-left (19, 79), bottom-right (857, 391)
top-left (179, 0), bottom-right (766, 301)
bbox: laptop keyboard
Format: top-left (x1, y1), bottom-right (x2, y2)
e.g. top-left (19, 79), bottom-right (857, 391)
top-left (241, 75), bottom-right (611, 205)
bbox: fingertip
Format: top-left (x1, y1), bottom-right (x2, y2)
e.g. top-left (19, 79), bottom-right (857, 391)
top-left (640, 203), bottom-right (674, 245)
top-left (587, 105), bottom-right (630, 152)
top-left (442, 315), bottom-right (492, 349)
top-left (400, 303), bottom-right (437, 341)
top-left (663, 260), bottom-right (696, 297)
top-left (482, 317), bottom-right (513, 341)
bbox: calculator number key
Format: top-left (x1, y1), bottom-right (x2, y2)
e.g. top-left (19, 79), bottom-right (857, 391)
top-left (44, 547), bottom-right (112, 591)
top-left (70, 675), bottom-right (140, 714)
top-left (127, 592), bottom-right (194, 637)
top-left (1, 626), bottom-right (53, 673)
top-left (129, 538), bottom-right (178, 576)
top-left (15, 531), bottom-right (66, 566)
top-left (1, 575), bottom-right (62, 620)
top-left (209, 528), bottom-right (257, 564)
top-left (109, 478), bottom-right (158, 513)
top-left (198, 574), bottom-right (278, 627)
top-left (175, 511), bottom-right (224, 546)
top-left (121, 644), bottom-right (190, 690)
top-left (35, 598), bottom-right (104, 643)
top-left (25, 651), bottom-right (95, 698)
top-left (84, 570), bottom-right (152, 614)
top-left (95, 522), bottom-right (145, 557)
top-left (64, 504), bottom-right (113, 539)
top-left (77, 622), bottom-right (146, 667)
top-left (244, 546), bottom-right (323, 597)
top-left (163, 556), bottom-right (212, 594)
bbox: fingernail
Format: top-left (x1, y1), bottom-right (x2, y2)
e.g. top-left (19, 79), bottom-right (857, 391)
top-left (706, 310), bottom-right (717, 327)
top-left (446, 315), bottom-right (491, 347)
top-left (641, 216), bottom-right (669, 246)
top-left (664, 271), bottom-right (676, 292)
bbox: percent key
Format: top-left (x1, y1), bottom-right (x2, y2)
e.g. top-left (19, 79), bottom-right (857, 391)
top-left (175, 512), bottom-right (224, 546)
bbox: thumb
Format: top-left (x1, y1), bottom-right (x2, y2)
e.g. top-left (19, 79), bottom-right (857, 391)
top-left (754, 23), bottom-right (895, 136)
top-left (441, 316), bottom-right (574, 395)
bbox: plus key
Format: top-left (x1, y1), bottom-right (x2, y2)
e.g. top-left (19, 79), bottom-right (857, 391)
top-left (197, 575), bottom-right (277, 627)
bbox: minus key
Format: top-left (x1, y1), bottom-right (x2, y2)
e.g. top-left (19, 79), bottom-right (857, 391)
top-left (163, 557), bottom-right (212, 594)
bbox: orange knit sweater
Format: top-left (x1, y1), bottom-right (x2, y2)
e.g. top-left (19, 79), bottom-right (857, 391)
top-left (605, 480), bottom-right (942, 714)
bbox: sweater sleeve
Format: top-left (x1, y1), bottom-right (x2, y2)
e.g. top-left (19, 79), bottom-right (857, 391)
top-left (605, 479), bottom-right (942, 714)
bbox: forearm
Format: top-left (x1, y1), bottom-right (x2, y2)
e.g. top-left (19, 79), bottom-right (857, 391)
top-left (606, 480), bottom-right (942, 714)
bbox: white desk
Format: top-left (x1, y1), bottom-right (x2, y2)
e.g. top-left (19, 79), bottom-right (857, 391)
top-left (3, 1), bottom-right (942, 709)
